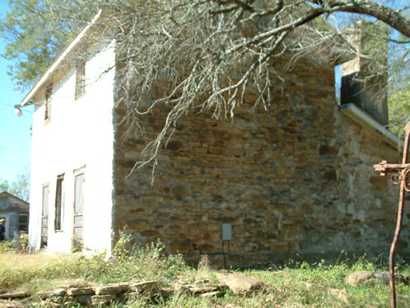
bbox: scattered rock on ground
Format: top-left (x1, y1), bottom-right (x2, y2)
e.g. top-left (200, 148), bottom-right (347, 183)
top-left (373, 272), bottom-right (390, 284)
top-left (346, 271), bottom-right (410, 287)
top-left (71, 294), bottom-right (92, 305)
top-left (189, 285), bottom-right (221, 295)
top-left (0, 301), bottom-right (24, 308)
top-left (345, 271), bottom-right (374, 287)
top-left (216, 272), bottom-right (265, 295)
top-left (200, 290), bottom-right (224, 298)
top-left (159, 287), bottom-right (174, 299)
top-left (91, 295), bottom-right (115, 305)
top-left (67, 287), bottom-right (95, 296)
top-left (37, 288), bottom-right (66, 300)
top-left (129, 281), bottom-right (159, 294)
top-left (95, 283), bottom-right (129, 295)
top-left (0, 273), bottom-right (264, 306)
top-left (0, 292), bottom-right (30, 300)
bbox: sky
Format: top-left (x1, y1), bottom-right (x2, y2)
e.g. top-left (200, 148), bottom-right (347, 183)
top-left (0, 2), bottom-right (32, 183)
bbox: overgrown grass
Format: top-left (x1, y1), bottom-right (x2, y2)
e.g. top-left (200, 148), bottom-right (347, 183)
top-left (0, 241), bottom-right (188, 294)
top-left (2, 239), bottom-right (410, 307)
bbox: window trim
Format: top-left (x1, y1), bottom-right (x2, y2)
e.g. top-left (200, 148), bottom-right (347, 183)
top-left (41, 184), bottom-right (50, 219)
top-left (73, 171), bottom-right (85, 216)
top-left (41, 183), bottom-right (50, 248)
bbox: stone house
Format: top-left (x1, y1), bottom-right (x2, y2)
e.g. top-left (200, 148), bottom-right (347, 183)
top-left (20, 12), bottom-right (403, 264)
top-left (0, 192), bottom-right (29, 241)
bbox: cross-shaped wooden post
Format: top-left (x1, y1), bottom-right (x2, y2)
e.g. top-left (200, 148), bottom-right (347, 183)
top-left (374, 122), bottom-right (410, 308)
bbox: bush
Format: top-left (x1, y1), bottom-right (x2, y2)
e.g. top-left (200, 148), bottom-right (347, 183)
top-left (107, 230), bottom-right (188, 283)
top-left (0, 232), bottom-right (189, 291)
top-left (18, 233), bottom-right (29, 252)
top-left (0, 241), bottom-right (15, 253)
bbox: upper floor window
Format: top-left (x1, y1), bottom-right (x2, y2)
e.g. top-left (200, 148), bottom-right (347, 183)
top-left (75, 60), bottom-right (86, 100)
top-left (45, 83), bottom-right (53, 121)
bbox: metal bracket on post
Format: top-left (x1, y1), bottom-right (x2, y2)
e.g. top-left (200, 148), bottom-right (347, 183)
top-left (374, 122), bottom-right (410, 308)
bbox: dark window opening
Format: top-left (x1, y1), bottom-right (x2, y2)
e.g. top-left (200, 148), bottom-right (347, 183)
top-left (75, 60), bottom-right (86, 100)
top-left (18, 214), bottom-right (28, 233)
top-left (54, 175), bottom-right (64, 232)
top-left (0, 217), bottom-right (6, 241)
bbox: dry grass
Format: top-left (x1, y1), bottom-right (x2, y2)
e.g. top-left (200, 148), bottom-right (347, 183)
top-left (0, 252), bottom-right (73, 270)
top-left (0, 242), bottom-right (187, 294)
top-left (2, 246), bottom-right (410, 307)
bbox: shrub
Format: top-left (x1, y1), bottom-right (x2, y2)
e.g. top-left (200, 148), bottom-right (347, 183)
top-left (0, 232), bottom-right (188, 291)
top-left (18, 233), bottom-right (29, 252)
top-left (0, 241), bottom-right (15, 253)
top-left (71, 238), bottom-right (83, 253)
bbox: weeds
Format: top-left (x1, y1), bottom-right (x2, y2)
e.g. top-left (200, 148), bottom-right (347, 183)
top-left (1, 235), bottom-right (410, 307)
top-left (0, 236), bottom-right (188, 292)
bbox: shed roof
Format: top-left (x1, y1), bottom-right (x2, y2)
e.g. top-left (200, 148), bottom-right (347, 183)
top-left (0, 192), bottom-right (29, 213)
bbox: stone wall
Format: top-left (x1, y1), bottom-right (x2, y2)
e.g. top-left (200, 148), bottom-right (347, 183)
top-left (300, 111), bottom-right (400, 258)
top-left (112, 58), bottom-right (402, 266)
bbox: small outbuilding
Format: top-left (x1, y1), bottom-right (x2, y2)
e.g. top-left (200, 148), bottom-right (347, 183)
top-left (0, 192), bottom-right (29, 241)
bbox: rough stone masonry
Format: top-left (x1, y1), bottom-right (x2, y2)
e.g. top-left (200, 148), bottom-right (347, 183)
top-left (111, 36), bottom-right (402, 266)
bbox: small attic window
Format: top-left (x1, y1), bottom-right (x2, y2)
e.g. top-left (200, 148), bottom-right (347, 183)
top-left (75, 60), bottom-right (86, 100)
top-left (44, 83), bottom-right (53, 121)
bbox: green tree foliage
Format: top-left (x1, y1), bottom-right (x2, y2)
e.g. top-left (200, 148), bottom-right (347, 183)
top-left (2, 1), bottom-right (410, 92)
top-left (0, 172), bottom-right (30, 201)
top-left (0, 0), bottom-right (98, 89)
top-left (389, 86), bottom-right (410, 138)
top-left (0, 180), bottom-right (10, 193)
top-left (2, 0), bottom-right (410, 151)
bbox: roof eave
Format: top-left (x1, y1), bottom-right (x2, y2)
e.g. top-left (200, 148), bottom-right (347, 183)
top-left (19, 9), bottom-right (103, 108)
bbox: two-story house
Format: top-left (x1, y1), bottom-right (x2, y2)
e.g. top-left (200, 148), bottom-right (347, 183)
top-left (19, 11), bottom-right (403, 265)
